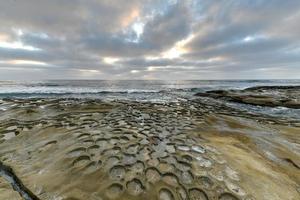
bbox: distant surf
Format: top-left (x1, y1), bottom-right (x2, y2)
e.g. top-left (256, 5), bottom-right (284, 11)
top-left (1, 80), bottom-right (300, 98)
top-left (1, 80), bottom-right (300, 119)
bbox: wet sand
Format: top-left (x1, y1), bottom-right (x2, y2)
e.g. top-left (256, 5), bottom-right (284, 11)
top-left (0, 97), bottom-right (299, 200)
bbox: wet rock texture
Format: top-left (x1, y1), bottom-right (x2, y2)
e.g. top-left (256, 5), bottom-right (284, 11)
top-left (195, 86), bottom-right (300, 108)
top-left (0, 98), bottom-right (299, 200)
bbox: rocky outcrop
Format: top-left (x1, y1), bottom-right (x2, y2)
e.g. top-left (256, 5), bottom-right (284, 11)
top-left (195, 86), bottom-right (300, 109)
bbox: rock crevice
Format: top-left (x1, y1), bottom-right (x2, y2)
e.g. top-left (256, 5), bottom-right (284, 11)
top-left (0, 161), bottom-right (40, 200)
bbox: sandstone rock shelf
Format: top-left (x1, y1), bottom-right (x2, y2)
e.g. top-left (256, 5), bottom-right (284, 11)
top-left (0, 98), bottom-right (299, 200)
top-left (195, 85), bottom-right (300, 109)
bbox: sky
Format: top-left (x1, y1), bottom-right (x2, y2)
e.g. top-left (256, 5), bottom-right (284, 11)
top-left (0, 0), bottom-right (300, 80)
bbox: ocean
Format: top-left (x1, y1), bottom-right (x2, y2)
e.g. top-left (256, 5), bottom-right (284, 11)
top-left (1, 79), bottom-right (300, 119)
top-left (1, 79), bottom-right (300, 99)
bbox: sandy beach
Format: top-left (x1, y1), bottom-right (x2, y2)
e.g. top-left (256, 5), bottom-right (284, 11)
top-left (0, 86), bottom-right (299, 200)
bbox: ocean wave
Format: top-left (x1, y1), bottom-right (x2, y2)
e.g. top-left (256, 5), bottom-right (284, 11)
top-left (0, 90), bottom-right (162, 96)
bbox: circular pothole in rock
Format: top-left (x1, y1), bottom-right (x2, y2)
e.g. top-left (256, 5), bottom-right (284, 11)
top-left (176, 187), bottom-right (188, 200)
top-left (192, 145), bottom-right (205, 154)
top-left (176, 161), bottom-right (191, 171)
top-left (126, 144), bottom-right (139, 154)
top-left (177, 145), bottom-right (190, 152)
top-left (87, 145), bottom-right (99, 154)
top-left (188, 188), bottom-right (208, 200)
top-left (119, 136), bottom-right (130, 144)
top-left (158, 163), bottom-right (175, 173)
top-left (77, 133), bottom-right (90, 139)
top-left (126, 178), bottom-right (144, 196)
top-left (146, 167), bottom-right (161, 183)
top-left (219, 193), bottom-right (239, 200)
top-left (106, 183), bottom-right (124, 199)
top-left (83, 161), bottom-right (98, 174)
top-left (82, 139), bottom-right (94, 145)
top-left (44, 140), bottom-right (57, 147)
top-left (181, 154), bottom-right (193, 162)
top-left (103, 148), bottom-right (121, 157)
top-left (122, 154), bottom-right (137, 165)
top-left (148, 158), bottom-right (159, 167)
top-left (109, 165), bottom-right (126, 180)
top-left (195, 156), bottom-right (213, 168)
top-left (166, 145), bottom-right (176, 153)
top-left (109, 137), bottom-right (119, 145)
top-left (197, 176), bottom-right (214, 189)
top-left (132, 161), bottom-right (145, 174)
top-left (67, 147), bottom-right (86, 157)
top-left (159, 188), bottom-right (175, 200)
top-left (72, 155), bottom-right (90, 167)
top-left (162, 173), bottom-right (179, 187)
top-left (96, 138), bottom-right (109, 150)
top-left (180, 171), bottom-right (194, 185)
top-left (105, 156), bottom-right (120, 169)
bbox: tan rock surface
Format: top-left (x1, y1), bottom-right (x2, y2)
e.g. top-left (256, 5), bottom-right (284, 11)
top-left (0, 98), bottom-right (299, 200)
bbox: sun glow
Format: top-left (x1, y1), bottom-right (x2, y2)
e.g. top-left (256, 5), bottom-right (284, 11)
top-left (162, 34), bottom-right (195, 59)
top-left (103, 57), bottom-right (120, 64)
top-left (0, 59), bottom-right (48, 66)
top-left (0, 34), bottom-right (11, 42)
top-left (0, 41), bottom-right (40, 51)
top-left (121, 7), bottom-right (140, 28)
top-left (78, 69), bottom-right (100, 73)
top-left (130, 70), bottom-right (139, 73)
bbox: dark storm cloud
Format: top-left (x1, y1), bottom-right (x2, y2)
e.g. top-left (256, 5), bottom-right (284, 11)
top-left (0, 0), bottom-right (299, 79)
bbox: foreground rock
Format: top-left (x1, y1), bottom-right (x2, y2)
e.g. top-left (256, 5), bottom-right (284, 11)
top-left (0, 98), bottom-right (299, 200)
top-left (195, 85), bottom-right (300, 108)
top-left (0, 161), bottom-right (40, 200)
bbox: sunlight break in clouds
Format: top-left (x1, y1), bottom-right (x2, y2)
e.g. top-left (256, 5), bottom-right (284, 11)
top-left (0, 59), bottom-right (47, 66)
top-left (103, 57), bottom-right (120, 65)
top-left (162, 33), bottom-right (195, 59)
top-left (0, 41), bottom-right (40, 51)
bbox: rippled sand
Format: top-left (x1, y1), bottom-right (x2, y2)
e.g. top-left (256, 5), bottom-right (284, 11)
top-left (0, 98), bottom-right (299, 200)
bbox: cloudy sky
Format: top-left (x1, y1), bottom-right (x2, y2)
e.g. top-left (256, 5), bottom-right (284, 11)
top-left (0, 0), bottom-right (300, 80)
